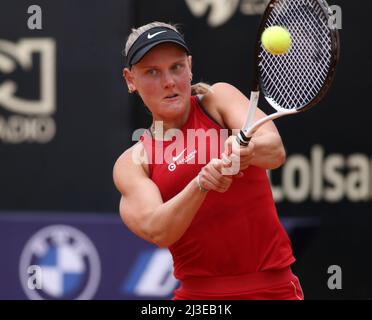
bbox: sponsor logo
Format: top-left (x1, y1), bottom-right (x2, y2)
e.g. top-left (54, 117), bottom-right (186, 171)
top-left (0, 38), bottom-right (56, 143)
top-left (168, 149), bottom-right (197, 172)
top-left (172, 148), bottom-right (187, 162)
top-left (19, 225), bottom-right (101, 300)
top-left (185, 0), bottom-right (342, 29)
top-left (147, 31), bottom-right (167, 39)
top-left (270, 145), bottom-right (372, 203)
top-left (121, 248), bottom-right (178, 298)
top-left (185, 0), bottom-right (269, 27)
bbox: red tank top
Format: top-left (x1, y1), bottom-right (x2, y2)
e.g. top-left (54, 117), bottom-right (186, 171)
top-left (141, 96), bottom-right (295, 280)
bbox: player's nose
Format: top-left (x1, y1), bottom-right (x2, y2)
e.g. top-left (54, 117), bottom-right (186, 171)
top-left (162, 71), bottom-right (176, 88)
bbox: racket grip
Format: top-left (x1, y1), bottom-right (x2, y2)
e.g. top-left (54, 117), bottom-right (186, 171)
top-left (236, 130), bottom-right (251, 147)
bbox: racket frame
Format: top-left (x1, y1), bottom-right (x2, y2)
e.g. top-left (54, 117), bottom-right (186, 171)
top-left (237, 0), bottom-right (340, 147)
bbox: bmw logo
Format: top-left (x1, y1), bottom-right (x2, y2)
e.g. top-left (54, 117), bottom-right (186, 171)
top-left (19, 225), bottom-right (101, 300)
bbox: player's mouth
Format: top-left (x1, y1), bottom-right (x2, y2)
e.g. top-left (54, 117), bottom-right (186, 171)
top-left (164, 93), bottom-right (179, 102)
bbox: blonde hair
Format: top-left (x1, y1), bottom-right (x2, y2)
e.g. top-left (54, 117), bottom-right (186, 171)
top-left (191, 82), bottom-right (212, 95)
top-left (124, 22), bottom-right (179, 57)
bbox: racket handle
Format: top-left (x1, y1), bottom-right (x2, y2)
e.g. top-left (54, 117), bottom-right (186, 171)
top-left (236, 130), bottom-right (251, 147)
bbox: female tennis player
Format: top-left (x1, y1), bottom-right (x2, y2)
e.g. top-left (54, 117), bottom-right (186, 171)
top-left (113, 21), bottom-right (304, 300)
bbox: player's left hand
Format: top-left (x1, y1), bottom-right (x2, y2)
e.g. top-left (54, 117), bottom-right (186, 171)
top-left (222, 135), bottom-right (255, 172)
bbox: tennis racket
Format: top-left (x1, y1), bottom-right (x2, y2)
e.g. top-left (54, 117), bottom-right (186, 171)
top-left (236, 0), bottom-right (340, 147)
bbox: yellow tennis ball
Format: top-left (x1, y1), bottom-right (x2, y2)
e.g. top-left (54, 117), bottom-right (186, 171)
top-left (261, 26), bottom-right (291, 55)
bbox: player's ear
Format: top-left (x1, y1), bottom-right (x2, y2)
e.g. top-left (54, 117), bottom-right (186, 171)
top-left (187, 55), bottom-right (192, 70)
top-left (188, 55), bottom-right (192, 80)
top-left (123, 67), bottom-right (136, 93)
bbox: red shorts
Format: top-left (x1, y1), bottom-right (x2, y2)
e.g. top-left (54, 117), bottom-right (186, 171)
top-left (173, 267), bottom-right (304, 300)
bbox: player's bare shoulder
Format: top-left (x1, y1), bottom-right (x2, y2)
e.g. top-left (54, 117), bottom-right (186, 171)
top-left (113, 141), bottom-right (150, 193)
top-left (198, 83), bottom-right (232, 127)
top-left (200, 83), bottom-right (246, 126)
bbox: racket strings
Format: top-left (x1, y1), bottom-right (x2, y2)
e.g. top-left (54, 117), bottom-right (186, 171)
top-left (269, 1), bottom-right (331, 104)
top-left (259, 0), bottom-right (333, 111)
top-left (275, 3), bottom-right (330, 105)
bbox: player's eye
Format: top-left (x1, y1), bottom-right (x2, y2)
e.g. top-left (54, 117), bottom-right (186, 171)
top-left (146, 69), bottom-right (158, 76)
top-left (172, 63), bottom-right (184, 72)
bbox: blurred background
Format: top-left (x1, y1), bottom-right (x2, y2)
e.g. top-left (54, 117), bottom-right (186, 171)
top-left (0, 0), bottom-right (370, 300)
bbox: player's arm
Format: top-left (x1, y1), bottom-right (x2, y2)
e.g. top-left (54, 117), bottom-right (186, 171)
top-left (201, 82), bottom-right (286, 169)
top-left (113, 144), bottom-right (231, 247)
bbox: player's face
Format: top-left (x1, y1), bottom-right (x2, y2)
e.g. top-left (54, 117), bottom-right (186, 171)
top-left (124, 43), bottom-right (192, 121)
